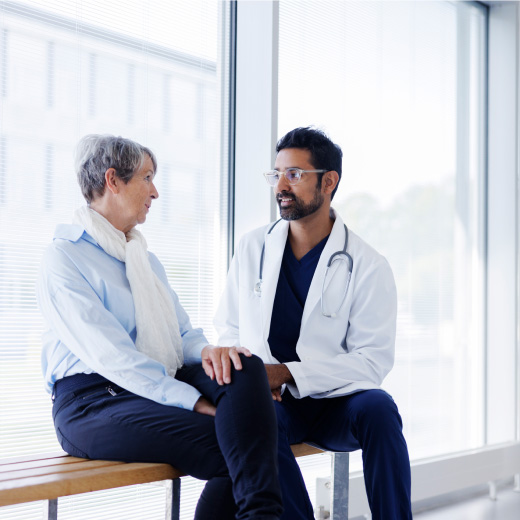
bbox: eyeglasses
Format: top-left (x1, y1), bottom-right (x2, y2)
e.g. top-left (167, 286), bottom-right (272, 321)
top-left (263, 168), bottom-right (328, 186)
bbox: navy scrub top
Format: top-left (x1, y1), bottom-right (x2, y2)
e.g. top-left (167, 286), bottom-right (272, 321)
top-left (268, 235), bottom-right (329, 363)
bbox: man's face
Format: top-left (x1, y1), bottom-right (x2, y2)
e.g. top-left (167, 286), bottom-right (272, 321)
top-left (273, 148), bottom-right (324, 221)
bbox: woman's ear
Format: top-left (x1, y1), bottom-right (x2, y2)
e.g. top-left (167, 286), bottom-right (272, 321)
top-left (323, 170), bottom-right (339, 196)
top-left (104, 168), bottom-right (119, 195)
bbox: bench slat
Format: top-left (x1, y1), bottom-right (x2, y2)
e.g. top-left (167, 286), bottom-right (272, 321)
top-left (0, 452), bottom-right (69, 467)
top-left (0, 461), bottom-right (181, 506)
top-left (290, 444), bottom-right (324, 458)
top-left (0, 443), bottom-right (324, 508)
top-left (0, 459), bottom-right (126, 483)
top-left (0, 455), bottom-right (84, 475)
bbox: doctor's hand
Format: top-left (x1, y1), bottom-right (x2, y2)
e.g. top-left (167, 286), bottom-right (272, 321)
top-left (201, 345), bottom-right (252, 385)
top-left (264, 364), bottom-right (294, 401)
top-left (271, 387), bottom-right (282, 402)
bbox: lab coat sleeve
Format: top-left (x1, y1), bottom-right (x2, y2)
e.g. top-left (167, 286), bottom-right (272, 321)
top-left (213, 249), bottom-right (242, 347)
top-left (285, 256), bottom-right (397, 398)
top-left (37, 245), bottom-right (203, 410)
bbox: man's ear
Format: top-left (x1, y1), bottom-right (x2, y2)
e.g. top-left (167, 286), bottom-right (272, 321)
top-left (104, 168), bottom-right (119, 195)
top-left (323, 170), bottom-right (339, 195)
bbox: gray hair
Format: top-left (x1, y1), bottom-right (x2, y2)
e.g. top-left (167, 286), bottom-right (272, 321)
top-left (75, 134), bottom-right (157, 203)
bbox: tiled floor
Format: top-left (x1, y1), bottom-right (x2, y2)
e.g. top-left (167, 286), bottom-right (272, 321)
top-left (413, 485), bottom-right (520, 520)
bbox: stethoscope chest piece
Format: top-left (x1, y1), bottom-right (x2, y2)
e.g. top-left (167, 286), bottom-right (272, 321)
top-left (254, 280), bottom-right (262, 297)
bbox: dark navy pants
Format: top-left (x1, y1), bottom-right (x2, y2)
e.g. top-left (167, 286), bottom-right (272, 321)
top-left (275, 389), bottom-right (412, 520)
top-left (52, 355), bottom-right (283, 520)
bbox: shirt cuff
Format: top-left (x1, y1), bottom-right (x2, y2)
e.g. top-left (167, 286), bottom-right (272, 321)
top-left (183, 341), bottom-right (208, 364)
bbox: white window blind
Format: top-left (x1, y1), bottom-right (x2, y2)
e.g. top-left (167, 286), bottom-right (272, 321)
top-left (0, 1), bottom-right (231, 518)
top-left (278, 0), bottom-right (488, 469)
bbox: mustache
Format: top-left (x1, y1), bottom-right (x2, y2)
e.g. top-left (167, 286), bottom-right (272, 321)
top-left (276, 191), bottom-right (295, 202)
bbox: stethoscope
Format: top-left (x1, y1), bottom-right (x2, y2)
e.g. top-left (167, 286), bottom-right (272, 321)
top-left (254, 220), bottom-right (354, 318)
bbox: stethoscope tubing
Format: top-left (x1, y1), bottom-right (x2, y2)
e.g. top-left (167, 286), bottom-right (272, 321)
top-left (255, 221), bottom-right (353, 318)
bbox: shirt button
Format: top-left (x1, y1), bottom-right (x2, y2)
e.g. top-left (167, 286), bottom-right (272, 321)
top-left (161, 396), bottom-right (167, 402)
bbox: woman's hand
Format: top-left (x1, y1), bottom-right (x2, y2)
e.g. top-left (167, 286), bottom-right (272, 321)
top-left (193, 396), bottom-right (217, 416)
top-left (201, 345), bottom-right (252, 385)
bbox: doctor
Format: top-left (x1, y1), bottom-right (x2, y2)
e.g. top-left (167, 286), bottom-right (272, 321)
top-left (215, 127), bottom-right (412, 519)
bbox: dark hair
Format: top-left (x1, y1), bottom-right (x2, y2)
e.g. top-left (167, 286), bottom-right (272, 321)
top-left (276, 127), bottom-right (342, 199)
top-left (75, 134), bottom-right (157, 203)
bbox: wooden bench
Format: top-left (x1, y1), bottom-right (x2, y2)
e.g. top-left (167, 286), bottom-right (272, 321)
top-left (0, 445), bottom-right (349, 519)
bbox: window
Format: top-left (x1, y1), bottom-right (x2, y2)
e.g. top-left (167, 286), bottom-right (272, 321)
top-left (278, 0), bottom-right (488, 467)
top-left (0, 1), bottom-right (232, 518)
top-left (1, 29), bottom-right (8, 98)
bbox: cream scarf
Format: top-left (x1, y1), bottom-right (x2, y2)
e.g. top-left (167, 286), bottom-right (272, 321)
top-left (73, 206), bottom-right (183, 376)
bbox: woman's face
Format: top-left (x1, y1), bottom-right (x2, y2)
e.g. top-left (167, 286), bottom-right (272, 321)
top-left (117, 154), bottom-right (158, 233)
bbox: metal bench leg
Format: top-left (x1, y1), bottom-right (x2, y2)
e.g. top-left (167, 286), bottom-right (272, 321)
top-left (165, 478), bottom-right (181, 520)
top-left (488, 480), bottom-right (498, 501)
top-left (331, 452), bottom-right (349, 520)
top-left (45, 499), bottom-right (58, 520)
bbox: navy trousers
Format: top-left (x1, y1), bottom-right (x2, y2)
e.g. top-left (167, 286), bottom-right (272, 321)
top-left (52, 355), bottom-right (283, 520)
top-left (275, 389), bottom-right (412, 520)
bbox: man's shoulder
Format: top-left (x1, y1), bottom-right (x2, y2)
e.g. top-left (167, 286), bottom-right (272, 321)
top-left (232, 220), bottom-right (286, 261)
top-left (243, 221), bottom-right (279, 238)
top-left (347, 228), bottom-right (392, 273)
top-left (332, 209), bottom-right (385, 263)
top-left (348, 228), bottom-right (382, 258)
top-left (238, 220), bottom-right (284, 245)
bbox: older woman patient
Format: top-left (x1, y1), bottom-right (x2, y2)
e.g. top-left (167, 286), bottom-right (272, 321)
top-left (37, 135), bottom-right (283, 520)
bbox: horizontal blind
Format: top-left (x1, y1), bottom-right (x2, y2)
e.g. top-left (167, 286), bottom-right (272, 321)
top-left (0, 1), bottom-right (230, 518)
top-left (278, 0), bottom-right (487, 465)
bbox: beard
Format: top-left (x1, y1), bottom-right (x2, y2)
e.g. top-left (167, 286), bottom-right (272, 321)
top-left (277, 187), bottom-right (324, 221)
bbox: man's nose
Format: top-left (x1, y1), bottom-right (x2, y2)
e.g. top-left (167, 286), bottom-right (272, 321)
top-left (276, 172), bottom-right (291, 191)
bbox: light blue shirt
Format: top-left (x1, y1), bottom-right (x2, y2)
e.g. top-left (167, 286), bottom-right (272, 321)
top-left (37, 224), bottom-right (208, 411)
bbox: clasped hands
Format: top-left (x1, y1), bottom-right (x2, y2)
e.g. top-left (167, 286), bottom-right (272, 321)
top-left (194, 345), bottom-right (294, 416)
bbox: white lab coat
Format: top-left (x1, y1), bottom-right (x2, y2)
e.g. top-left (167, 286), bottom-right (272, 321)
top-left (214, 209), bottom-right (397, 399)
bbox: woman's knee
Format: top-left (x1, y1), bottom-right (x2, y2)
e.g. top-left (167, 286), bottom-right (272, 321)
top-left (233, 354), bottom-right (268, 383)
top-left (238, 353), bottom-right (264, 371)
top-left (226, 353), bottom-right (271, 397)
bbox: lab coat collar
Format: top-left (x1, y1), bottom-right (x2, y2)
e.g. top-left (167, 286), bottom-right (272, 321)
top-left (261, 218), bottom-right (289, 342)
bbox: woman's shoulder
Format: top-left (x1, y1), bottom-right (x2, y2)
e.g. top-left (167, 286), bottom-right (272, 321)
top-left (53, 223), bottom-right (85, 243)
top-left (42, 224), bottom-right (106, 274)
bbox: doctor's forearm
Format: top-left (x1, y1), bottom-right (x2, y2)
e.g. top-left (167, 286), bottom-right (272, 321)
top-left (264, 363), bottom-right (294, 389)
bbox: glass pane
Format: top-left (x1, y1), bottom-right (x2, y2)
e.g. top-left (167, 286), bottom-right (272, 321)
top-left (278, 0), bottom-right (487, 464)
top-left (0, 0), bottom-right (231, 517)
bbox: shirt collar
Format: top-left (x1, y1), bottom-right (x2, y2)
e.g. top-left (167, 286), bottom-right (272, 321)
top-left (53, 223), bottom-right (98, 247)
